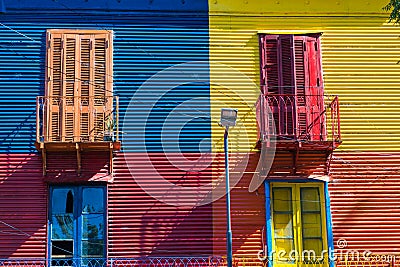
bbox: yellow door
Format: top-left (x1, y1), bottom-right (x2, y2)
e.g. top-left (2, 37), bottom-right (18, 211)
top-left (271, 183), bottom-right (328, 267)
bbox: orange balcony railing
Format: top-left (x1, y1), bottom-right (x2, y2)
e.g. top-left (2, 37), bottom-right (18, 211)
top-left (36, 96), bottom-right (119, 144)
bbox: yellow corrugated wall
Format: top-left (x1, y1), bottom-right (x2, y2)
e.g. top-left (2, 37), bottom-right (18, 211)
top-left (209, 0), bottom-right (400, 152)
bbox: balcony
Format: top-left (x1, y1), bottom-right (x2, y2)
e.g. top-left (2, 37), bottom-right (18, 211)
top-left (256, 94), bottom-right (341, 175)
top-left (35, 96), bottom-right (120, 175)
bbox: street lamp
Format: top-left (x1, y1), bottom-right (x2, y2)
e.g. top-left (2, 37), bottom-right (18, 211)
top-left (220, 108), bottom-right (238, 267)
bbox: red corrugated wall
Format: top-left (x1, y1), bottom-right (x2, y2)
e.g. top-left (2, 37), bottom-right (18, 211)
top-left (108, 153), bottom-right (213, 257)
top-left (329, 152), bottom-right (400, 254)
top-left (4, 150), bottom-right (400, 260)
top-left (0, 154), bottom-right (47, 258)
top-left (212, 153), bottom-right (265, 266)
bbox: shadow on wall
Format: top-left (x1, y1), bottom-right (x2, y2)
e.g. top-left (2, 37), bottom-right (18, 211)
top-left (0, 151), bottom-right (112, 258)
top-left (0, 154), bottom-right (47, 258)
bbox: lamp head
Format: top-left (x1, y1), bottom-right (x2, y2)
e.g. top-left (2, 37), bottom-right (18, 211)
top-left (220, 108), bottom-right (238, 127)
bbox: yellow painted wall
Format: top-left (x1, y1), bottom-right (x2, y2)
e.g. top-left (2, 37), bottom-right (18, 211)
top-left (209, 0), bottom-right (400, 152)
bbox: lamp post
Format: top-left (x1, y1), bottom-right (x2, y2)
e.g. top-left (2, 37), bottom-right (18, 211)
top-left (220, 108), bottom-right (238, 267)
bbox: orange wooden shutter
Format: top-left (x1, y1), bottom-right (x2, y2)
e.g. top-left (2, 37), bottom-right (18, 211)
top-left (46, 30), bottom-right (113, 143)
top-left (46, 32), bottom-right (63, 142)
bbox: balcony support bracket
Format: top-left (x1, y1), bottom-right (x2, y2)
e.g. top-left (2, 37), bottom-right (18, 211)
top-left (109, 143), bottom-right (113, 175)
top-left (292, 141), bottom-right (300, 175)
top-left (41, 143), bottom-right (47, 176)
top-left (76, 143), bottom-right (81, 176)
top-left (325, 149), bottom-right (333, 175)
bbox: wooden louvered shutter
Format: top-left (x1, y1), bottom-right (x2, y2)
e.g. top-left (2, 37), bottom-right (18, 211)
top-left (260, 35), bottom-right (280, 136)
top-left (46, 30), bottom-right (113, 143)
top-left (278, 35), bottom-right (296, 136)
top-left (92, 35), bottom-right (112, 141)
top-left (260, 34), bottom-right (324, 140)
top-left (46, 33), bottom-right (63, 142)
top-left (304, 36), bottom-right (325, 140)
top-left (293, 36), bottom-right (308, 139)
top-left (292, 35), bottom-right (325, 141)
top-left (261, 35), bottom-right (280, 95)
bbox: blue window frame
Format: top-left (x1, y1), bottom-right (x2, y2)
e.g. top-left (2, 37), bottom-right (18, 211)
top-left (48, 185), bottom-right (106, 262)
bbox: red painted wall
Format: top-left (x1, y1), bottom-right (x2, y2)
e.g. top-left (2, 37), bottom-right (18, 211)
top-left (329, 152), bottom-right (400, 255)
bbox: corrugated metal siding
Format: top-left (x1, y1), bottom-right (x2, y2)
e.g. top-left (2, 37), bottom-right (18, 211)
top-left (3, 0), bottom-right (208, 13)
top-left (212, 152), bottom-right (265, 264)
top-left (208, 14), bottom-right (400, 152)
top-left (109, 153), bottom-right (213, 257)
top-left (0, 12), bottom-right (210, 153)
top-left (208, 1), bottom-right (400, 262)
top-left (0, 154), bottom-right (47, 258)
top-left (329, 152), bottom-right (400, 253)
top-left (0, 9), bottom-right (213, 258)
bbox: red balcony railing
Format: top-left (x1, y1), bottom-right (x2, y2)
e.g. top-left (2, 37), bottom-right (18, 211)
top-left (257, 94), bottom-right (341, 146)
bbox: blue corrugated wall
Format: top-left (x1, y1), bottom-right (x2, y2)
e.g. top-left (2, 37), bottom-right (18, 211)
top-left (0, 1), bottom-right (210, 153)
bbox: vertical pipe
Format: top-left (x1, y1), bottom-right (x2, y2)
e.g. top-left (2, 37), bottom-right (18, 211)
top-left (224, 126), bottom-right (233, 267)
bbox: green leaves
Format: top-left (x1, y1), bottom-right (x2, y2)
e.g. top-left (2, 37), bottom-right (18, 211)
top-left (384, 0), bottom-right (400, 24)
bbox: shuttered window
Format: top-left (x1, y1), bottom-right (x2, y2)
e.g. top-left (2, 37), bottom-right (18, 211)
top-left (45, 30), bottom-right (113, 142)
top-left (260, 34), bottom-right (325, 140)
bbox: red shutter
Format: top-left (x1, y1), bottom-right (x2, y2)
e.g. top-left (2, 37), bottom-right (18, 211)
top-left (303, 35), bottom-right (325, 141)
top-left (293, 36), bottom-right (308, 139)
top-left (260, 35), bottom-right (280, 94)
top-left (260, 35), bottom-right (281, 136)
top-left (260, 34), bottom-right (324, 140)
top-left (278, 35), bottom-right (296, 136)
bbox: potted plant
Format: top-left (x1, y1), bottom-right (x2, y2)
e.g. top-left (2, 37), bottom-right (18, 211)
top-left (104, 116), bottom-right (115, 141)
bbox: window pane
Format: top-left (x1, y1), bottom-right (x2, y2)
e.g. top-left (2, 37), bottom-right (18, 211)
top-left (300, 187), bottom-right (324, 257)
top-left (51, 240), bottom-right (73, 258)
top-left (82, 188), bottom-right (104, 213)
top-left (302, 213), bottom-right (322, 238)
top-left (303, 239), bottom-right (323, 257)
top-left (81, 240), bottom-right (104, 257)
top-left (52, 189), bottom-right (74, 214)
top-left (273, 188), bottom-right (292, 212)
top-left (275, 238), bottom-right (295, 259)
top-left (52, 214), bottom-right (74, 239)
top-left (272, 187), bottom-right (294, 261)
top-left (301, 188), bottom-right (321, 212)
top-left (82, 214), bottom-right (104, 239)
top-left (274, 214), bottom-right (294, 238)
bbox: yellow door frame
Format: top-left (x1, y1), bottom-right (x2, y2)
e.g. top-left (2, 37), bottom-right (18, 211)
top-left (270, 182), bottom-right (329, 267)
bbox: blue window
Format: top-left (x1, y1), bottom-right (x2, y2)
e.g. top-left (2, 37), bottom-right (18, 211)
top-left (49, 186), bottom-right (106, 262)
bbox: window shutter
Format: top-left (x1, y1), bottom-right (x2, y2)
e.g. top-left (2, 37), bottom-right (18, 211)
top-left (260, 35), bottom-right (280, 95)
top-left (293, 36), bottom-right (308, 138)
top-left (63, 35), bottom-right (78, 142)
top-left (92, 35), bottom-right (112, 141)
top-left (46, 30), bottom-right (113, 143)
top-left (260, 34), bottom-right (324, 140)
top-left (80, 37), bottom-right (91, 142)
top-left (260, 35), bottom-right (282, 135)
top-left (278, 35), bottom-right (296, 95)
top-left (47, 32), bottom-right (63, 142)
top-left (304, 36), bottom-right (325, 140)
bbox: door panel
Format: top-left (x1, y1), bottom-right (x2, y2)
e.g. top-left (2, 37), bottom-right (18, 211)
top-left (271, 183), bottom-right (328, 267)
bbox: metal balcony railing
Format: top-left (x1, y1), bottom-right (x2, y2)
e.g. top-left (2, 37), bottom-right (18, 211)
top-left (258, 94), bottom-right (341, 146)
top-left (36, 96), bottom-right (119, 144)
